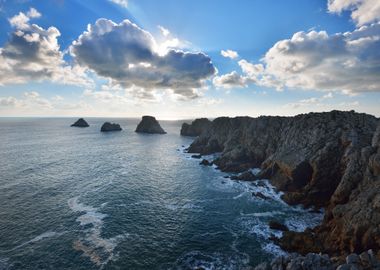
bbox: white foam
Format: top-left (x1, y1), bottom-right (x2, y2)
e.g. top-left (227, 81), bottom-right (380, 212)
top-left (165, 202), bottom-right (203, 212)
top-left (68, 197), bottom-right (125, 268)
top-left (250, 168), bottom-right (261, 176)
top-left (174, 250), bottom-right (249, 270)
top-left (285, 211), bottom-right (324, 232)
top-left (240, 211), bottom-right (284, 218)
top-left (6, 231), bottom-right (65, 251)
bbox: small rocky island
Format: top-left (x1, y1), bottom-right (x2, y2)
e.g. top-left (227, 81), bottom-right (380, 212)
top-left (135, 116), bottom-right (166, 134)
top-left (71, 118), bottom-right (89, 127)
top-left (184, 110), bottom-right (380, 266)
top-left (100, 122), bottom-right (122, 132)
top-left (180, 118), bottom-right (211, 136)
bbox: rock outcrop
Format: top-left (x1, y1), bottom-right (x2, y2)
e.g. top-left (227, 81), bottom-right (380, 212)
top-left (71, 118), bottom-right (89, 127)
top-left (180, 118), bottom-right (211, 136)
top-left (187, 111), bottom-right (380, 257)
top-left (135, 116), bottom-right (166, 134)
top-left (100, 122), bottom-right (122, 132)
top-left (254, 250), bottom-right (380, 270)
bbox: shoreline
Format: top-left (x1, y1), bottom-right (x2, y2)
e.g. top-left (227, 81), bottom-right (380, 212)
top-left (181, 110), bottom-right (380, 267)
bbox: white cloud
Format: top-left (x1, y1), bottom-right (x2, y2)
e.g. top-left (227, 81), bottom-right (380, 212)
top-left (0, 96), bottom-right (22, 107)
top-left (197, 97), bottom-right (223, 106)
top-left (1, 8), bottom-right (91, 87)
top-left (108, 0), bottom-right (128, 8)
top-left (328, 0), bottom-right (380, 26)
top-left (213, 71), bottom-right (247, 89)
top-left (215, 22), bottom-right (380, 94)
top-left (70, 19), bottom-right (216, 100)
top-left (284, 92), bottom-right (334, 109)
top-left (158, 25), bottom-right (170, 37)
top-left (221, 49), bottom-right (239, 59)
top-left (27, 7), bottom-right (41, 18)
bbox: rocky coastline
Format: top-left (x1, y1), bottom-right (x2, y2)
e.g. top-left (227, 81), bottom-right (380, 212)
top-left (184, 110), bottom-right (380, 264)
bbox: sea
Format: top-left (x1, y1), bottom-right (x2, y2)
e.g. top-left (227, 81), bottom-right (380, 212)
top-left (0, 118), bottom-right (323, 270)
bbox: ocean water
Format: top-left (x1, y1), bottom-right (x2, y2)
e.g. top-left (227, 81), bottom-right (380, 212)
top-left (0, 118), bottom-right (323, 270)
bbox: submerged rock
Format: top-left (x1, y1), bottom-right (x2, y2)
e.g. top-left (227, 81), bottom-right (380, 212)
top-left (268, 220), bottom-right (289, 231)
top-left (230, 171), bottom-right (258, 181)
top-left (135, 116), bottom-right (166, 134)
top-left (199, 159), bottom-right (212, 166)
top-left (100, 122), bottom-right (122, 132)
top-left (180, 118), bottom-right (212, 137)
top-left (187, 110), bottom-right (380, 257)
top-left (71, 118), bottom-right (89, 127)
top-left (252, 192), bottom-right (269, 200)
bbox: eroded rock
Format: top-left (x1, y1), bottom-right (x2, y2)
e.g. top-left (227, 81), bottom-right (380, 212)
top-left (135, 116), bottom-right (166, 134)
top-left (187, 110), bottom-right (380, 257)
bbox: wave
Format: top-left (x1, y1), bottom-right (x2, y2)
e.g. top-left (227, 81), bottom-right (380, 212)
top-left (68, 197), bottom-right (126, 268)
top-left (173, 250), bottom-right (249, 270)
top-left (165, 202), bottom-right (203, 212)
top-left (0, 256), bottom-right (10, 270)
top-left (2, 231), bottom-right (66, 252)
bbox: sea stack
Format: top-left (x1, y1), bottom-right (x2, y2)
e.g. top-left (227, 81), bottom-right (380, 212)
top-left (180, 118), bottom-right (211, 136)
top-left (135, 116), bottom-right (166, 134)
top-left (71, 118), bottom-right (89, 127)
top-left (100, 122), bottom-right (122, 132)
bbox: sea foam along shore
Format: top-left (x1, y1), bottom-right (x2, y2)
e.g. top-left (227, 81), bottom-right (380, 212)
top-left (182, 110), bottom-right (380, 262)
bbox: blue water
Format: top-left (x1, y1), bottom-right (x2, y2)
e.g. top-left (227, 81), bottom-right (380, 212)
top-left (0, 118), bottom-right (322, 270)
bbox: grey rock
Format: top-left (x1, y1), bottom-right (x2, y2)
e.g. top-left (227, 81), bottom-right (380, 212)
top-left (336, 264), bottom-right (351, 270)
top-left (346, 254), bottom-right (360, 264)
top-left (71, 118), bottom-right (89, 127)
top-left (199, 159), bottom-right (212, 166)
top-left (135, 116), bottom-right (166, 134)
top-left (187, 111), bottom-right (380, 255)
top-left (269, 220), bottom-right (289, 231)
top-left (181, 118), bottom-right (211, 137)
top-left (100, 122), bottom-right (122, 132)
top-left (254, 262), bottom-right (271, 270)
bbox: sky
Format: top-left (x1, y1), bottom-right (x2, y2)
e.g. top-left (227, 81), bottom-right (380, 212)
top-left (0, 0), bottom-right (379, 119)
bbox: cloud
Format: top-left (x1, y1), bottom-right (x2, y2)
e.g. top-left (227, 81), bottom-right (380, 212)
top-left (221, 49), bottom-right (239, 59)
top-left (0, 91), bottom-right (53, 109)
top-left (197, 97), bottom-right (223, 106)
top-left (0, 8), bottom-right (91, 86)
top-left (0, 96), bottom-right (22, 107)
top-left (284, 92), bottom-right (334, 109)
top-left (158, 25), bottom-right (170, 37)
top-left (213, 71), bottom-right (247, 88)
top-left (70, 19), bottom-right (216, 100)
top-left (108, 0), bottom-right (128, 8)
top-left (328, 0), bottom-right (380, 26)
top-left (215, 22), bottom-right (380, 94)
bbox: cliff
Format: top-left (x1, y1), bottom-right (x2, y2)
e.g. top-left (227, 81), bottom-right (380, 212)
top-left (135, 116), bottom-right (166, 134)
top-left (180, 118), bottom-right (211, 136)
top-left (186, 110), bottom-right (380, 257)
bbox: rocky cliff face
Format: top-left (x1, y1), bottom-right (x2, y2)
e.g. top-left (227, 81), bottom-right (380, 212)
top-left (180, 118), bottom-right (211, 136)
top-left (186, 110), bottom-right (380, 257)
top-left (135, 116), bottom-right (166, 134)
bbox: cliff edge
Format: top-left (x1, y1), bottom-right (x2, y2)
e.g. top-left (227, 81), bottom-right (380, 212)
top-left (186, 110), bottom-right (380, 257)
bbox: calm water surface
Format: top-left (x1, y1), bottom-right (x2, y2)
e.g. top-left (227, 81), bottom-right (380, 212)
top-left (0, 118), bottom-right (322, 269)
